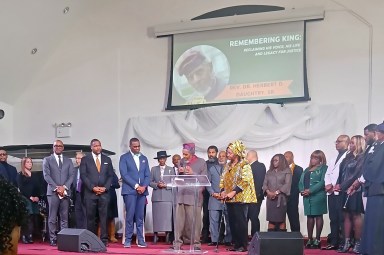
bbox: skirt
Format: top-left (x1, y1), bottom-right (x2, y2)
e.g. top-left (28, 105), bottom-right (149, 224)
top-left (152, 201), bottom-right (173, 232)
top-left (266, 197), bottom-right (287, 222)
top-left (341, 191), bottom-right (364, 214)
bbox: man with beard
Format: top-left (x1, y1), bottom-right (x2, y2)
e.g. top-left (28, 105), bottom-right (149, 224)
top-left (0, 148), bottom-right (17, 186)
top-left (201, 145), bottom-right (218, 243)
top-left (206, 150), bottom-right (232, 246)
top-left (177, 50), bottom-right (227, 103)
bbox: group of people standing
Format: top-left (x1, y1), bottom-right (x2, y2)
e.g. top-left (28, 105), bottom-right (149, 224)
top-left (1, 121), bottom-right (383, 255)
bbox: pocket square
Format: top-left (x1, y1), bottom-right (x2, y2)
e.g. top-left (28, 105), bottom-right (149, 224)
top-left (141, 160), bottom-right (146, 163)
top-left (104, 162), bottom-right (108, 165)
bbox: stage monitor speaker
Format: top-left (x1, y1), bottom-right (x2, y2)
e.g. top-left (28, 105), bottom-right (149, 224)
top-left (57, 228), bottom-right (106, 252)
top-left (248, 231), bottom-right (304, 255)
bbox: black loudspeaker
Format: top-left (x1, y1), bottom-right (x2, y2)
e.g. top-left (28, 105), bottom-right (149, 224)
top-left (57, 228), bottom-right (106, 252)
top-left (248, 232), bottom-right (304, 255)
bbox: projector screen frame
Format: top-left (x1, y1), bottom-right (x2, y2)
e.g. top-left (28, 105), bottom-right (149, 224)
top-left (160, 8), bottom-right (323, 110)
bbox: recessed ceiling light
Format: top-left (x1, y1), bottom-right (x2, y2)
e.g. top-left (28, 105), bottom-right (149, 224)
top-left (63, 7), bottom-right (69, 14)
top-left (31, 48), bottom-right (37, 54)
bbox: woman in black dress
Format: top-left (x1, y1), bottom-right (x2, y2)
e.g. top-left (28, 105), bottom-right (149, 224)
top-left (334, 135), bottom-right (366, 253)
top-left (17, 157), bottom-right (41, 244)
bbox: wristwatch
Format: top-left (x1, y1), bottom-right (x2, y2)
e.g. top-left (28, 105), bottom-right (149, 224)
top-left (275, 190), bottom-right (280, 195)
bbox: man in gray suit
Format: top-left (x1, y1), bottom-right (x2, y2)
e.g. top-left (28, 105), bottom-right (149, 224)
top-left (43, 140), bottom-right (75, 246)
top-left (206, 150), bottom-right (232, 246)
top-left (149, 151), bottom-right (175, 244)
top-left (173, 143), bottom-right (207, 251)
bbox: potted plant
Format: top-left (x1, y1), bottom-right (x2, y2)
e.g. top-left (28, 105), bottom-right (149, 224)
top-left (0, 178), bottom-right (27, 255)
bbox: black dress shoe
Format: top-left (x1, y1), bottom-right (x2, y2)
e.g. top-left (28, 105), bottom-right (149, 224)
top-left (153, 234), bottom-right (158, 244)
top-left (21, 235), bottom-right (29, 244)
top-left (208, 242), bottom-right (218, 246)
top-left (322, 244), bottom-right (338, 250)
top-left (50, 240), bottom-right (57, 246)
top-left (225, 242), bottom-right (232, 247)
top-left (165, 232), bottom-right (170, 244)
top-left (27, 234), bottom-right (34, 244)
top-left (237, 247), bottom-right (248, 252)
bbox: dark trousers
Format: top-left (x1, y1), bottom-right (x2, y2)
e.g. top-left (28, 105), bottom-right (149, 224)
top-left (201, 190), bottom-right (210, 241)
top-left (85, 194), bottom-right (109, 243)
top-left (227, 203), bottom-right (248, 249)
top-left (74, 192), bottom-right (87, 229)
top-left (287, 194), bottom-right (301, 232)
top-left (328, 194), bottom-right (343, 246)
top-left (248, 201), bottom-right (262, 237)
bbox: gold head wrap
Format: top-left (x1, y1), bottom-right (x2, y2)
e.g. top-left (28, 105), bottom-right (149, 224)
top-left (228, 140), bottom-right (246, 159)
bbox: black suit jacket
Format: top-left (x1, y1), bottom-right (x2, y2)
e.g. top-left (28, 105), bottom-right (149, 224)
top-left (80, 154), bottom-right (114, 199)
top-left (0, 162), bottom-right (17, 187)
top-left (290, 164), bottom-right (304, 198)
top-left (250, 161), bottom-right (266, 202)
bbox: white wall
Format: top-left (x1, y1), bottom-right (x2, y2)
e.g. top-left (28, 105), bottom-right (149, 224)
top-left (0, 101), bottom-right (13, 145)
top-left (2, 0), bottom-right (384, 236)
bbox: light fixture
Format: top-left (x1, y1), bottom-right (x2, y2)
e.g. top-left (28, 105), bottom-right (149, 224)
top-left (154, 7), bottom-right (324, 37)
top-left (0, 109), bottom-right (4, 119)
top-left (63, 7), bottom-right (69, 14)
top-left (31, 48), bottom-right (37, 54)
top-left (54, 122), bottom-right (72, 138)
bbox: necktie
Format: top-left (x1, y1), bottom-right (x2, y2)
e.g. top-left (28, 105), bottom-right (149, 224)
top-left (77, 169), bottom-right (82, 192)
top-left (96, 156), bottom-right (101, 173)
top-left (290, 163), bottom-right (295, 174)
top-left (58, 155), bottom-right (63, 169)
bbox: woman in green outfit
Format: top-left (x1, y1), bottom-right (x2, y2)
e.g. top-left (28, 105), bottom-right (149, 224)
top-left (299, 150), bottom-right (328, 249)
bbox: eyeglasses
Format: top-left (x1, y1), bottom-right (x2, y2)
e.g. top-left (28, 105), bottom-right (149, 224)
top-left (54, 145), bottom-right (64, 148)
top-left (0, 153), bottom-right (7, 156)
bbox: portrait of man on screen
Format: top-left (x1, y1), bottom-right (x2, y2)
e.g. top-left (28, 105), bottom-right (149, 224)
top-left (173, 45), bottom-right (230, 105)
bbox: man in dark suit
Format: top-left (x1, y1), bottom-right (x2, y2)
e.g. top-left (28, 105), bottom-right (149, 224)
top-left (119, 138), bottom-right (150, 248)
top-left (0, 148), bottom-right (18, 186)
top-left (72, 151), bottom-right (87, 229)
top-left (206, 150), bottom-right (232, 246)
top-left (246, 150), bottom-right (266, 236)
top-left (80, 139), bottom-right (114, 246)
top-left (202, 145), bottom-right (218, 243)
top-left (284, 151), bottom-right (303, 232)
top-left (43, 140), bottom-right (75, 246)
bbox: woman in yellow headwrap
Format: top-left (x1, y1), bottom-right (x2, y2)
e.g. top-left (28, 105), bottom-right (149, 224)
top-left (220, 140), bottom-right (257, 252)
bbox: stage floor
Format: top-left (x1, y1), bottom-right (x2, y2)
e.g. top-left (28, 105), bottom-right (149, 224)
top-left (18, 241), bottom-right (340, 255)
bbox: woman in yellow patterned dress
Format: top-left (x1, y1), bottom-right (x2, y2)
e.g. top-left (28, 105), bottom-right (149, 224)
top-left (220, 140), bottom-right (257, 252)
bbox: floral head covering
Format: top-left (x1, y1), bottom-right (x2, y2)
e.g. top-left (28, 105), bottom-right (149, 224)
top-left (228, 140), bottom-right (246, 159)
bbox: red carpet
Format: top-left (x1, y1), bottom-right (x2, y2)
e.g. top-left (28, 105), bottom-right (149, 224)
top-left (18, 241), bottom-right (340, 255)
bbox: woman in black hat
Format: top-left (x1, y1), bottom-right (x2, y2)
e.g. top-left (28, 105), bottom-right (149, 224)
top-left (149, 151), bottom-right (175, 244)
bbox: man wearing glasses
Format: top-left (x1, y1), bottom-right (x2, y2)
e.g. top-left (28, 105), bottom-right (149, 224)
top-left (323, 135), bottom-right (350, 250)
top-left (43, 140), bottom-right (75, 246)
top-left (0, 148), bottom-right (18, 186)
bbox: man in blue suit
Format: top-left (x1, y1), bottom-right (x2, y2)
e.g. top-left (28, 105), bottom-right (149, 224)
top-left (120, 138), bottom-right (150, 248)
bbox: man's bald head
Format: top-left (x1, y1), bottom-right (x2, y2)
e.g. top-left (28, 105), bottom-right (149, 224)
top-left (284, 151), bottom-right (294, 165)
top-left (246, 150), bottom-right (258, 164)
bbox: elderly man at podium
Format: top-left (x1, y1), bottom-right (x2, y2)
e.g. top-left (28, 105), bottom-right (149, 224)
top-left (173, 143), bottom-right (207, 251)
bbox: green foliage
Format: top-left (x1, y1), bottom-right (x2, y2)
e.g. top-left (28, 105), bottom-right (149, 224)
top-left (0, 178), bottom-right (27, 253)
